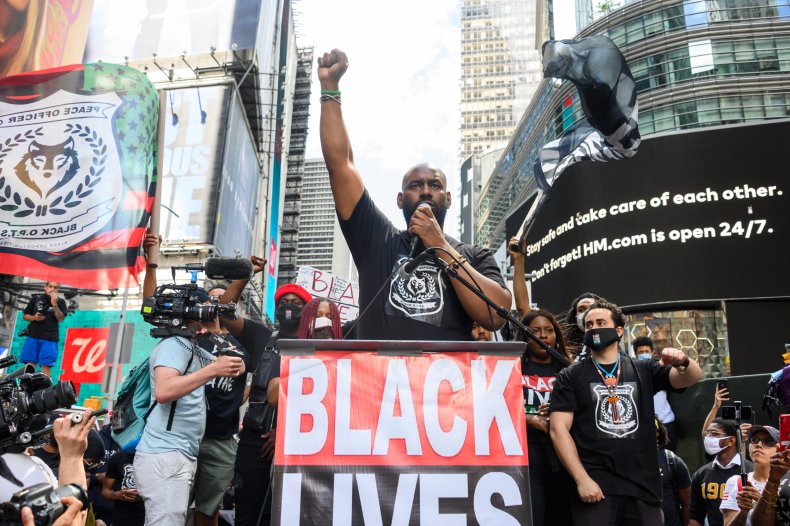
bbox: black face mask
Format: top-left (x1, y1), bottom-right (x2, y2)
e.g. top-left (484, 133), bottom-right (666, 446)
top-left (276, 304), bottom-right (302, 328)
top-left (583, 327), bottom-right (621, 352)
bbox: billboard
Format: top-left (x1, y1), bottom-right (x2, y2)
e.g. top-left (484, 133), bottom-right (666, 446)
top-left (214, 93), bottom-right (260, 257)
top-left (160, 85), bottom-right (230, 244)
top-left (84, 0), bottom-right (262, 62)
top-left (0, 0), bottom-right (94, 77)
top-left (521, 120), bottom-right (790, 313)
top-left (273, 343), bottom-right (530, 525)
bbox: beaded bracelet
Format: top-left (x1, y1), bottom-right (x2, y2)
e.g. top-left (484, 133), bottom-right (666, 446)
top-left (450, 255), bottom-right (467, 270)
top-left (319, 94), bottom-right (341, 104)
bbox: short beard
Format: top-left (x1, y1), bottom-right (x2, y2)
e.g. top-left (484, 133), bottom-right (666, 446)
top-left (402, 203), bottom-right (447, 229)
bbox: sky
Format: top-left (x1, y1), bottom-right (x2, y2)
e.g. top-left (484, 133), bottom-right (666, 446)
top-left (297, 0), bottom-right (462, 235)
top-left (296, 0), bottom-right (577, 238)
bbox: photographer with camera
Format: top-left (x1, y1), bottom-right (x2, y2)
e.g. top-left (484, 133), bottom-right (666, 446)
top-left (0, 409), bottom-right (97, 526)
top-left (135, 236), bottom-right (245, 526)
top-left (20, 282), bottom-right (67, 377)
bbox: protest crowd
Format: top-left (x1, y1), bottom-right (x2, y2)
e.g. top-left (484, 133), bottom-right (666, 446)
top-left (1, 44), bottom-right (789, 526)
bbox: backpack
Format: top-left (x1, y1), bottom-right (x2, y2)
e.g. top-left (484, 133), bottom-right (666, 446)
top-left (110, 356), bottom-right (154, 451)
top-left (110, 338), bottom-right (196, 451)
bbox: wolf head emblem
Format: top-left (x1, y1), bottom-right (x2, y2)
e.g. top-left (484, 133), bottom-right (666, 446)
top-left (14, 137), bottom-right (80, 198)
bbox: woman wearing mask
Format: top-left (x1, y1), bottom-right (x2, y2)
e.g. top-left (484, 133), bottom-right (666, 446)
top-left (298, 298), bottom-right (343, 340)
top-left (520, 309), bottom-right (573, 526)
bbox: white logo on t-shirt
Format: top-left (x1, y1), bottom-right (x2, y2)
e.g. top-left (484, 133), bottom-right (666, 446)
top-left (388, 257), bottom-right (444, 319)
top-left (121, 463), bottom-right (136, 490)
top-left (592, 383), bottom-right (638, 438)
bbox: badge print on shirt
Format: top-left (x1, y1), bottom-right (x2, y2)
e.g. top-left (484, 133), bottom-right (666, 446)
top-left (592, 382), bottom-right (639, 438)
top-left (387, 256), bottom-right (445, 323)
top-left (121, 463), bottom-right (136, 489)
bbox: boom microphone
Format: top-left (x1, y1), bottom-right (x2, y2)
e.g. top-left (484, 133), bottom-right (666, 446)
top-left (204, 257), bottom-right (253, 280)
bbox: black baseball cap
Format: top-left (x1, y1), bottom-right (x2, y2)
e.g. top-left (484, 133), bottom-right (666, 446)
top-left (747, 425), bottom-right (780, 443)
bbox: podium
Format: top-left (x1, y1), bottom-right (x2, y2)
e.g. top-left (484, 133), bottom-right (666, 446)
top-left (271, 339), bottom-right (532, 526)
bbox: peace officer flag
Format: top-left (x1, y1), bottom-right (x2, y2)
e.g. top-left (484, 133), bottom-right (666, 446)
top-left (0, 63), bottom-right (158, 289)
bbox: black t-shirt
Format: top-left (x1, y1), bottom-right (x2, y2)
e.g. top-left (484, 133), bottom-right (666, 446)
top-left (688, 458), bottom-right (753, 526)
top-left (105, 450), bottom-right (145, 526)
top-left (199, 333), bottom-right (253, 440)
top-left (522, 359), bottom-right (560, 446)
top-left (24, 295), bottom-right (67, 341)
top-left (237, 321), bottom-right (283, 447)
top-left (90, 425), bottom-right (119, 522)
top-left (338, 190), bottom-right (507, 341)
top-left (658, 447), bottom-right (691, 526)
top-left (549, 356), bottom-right (677, 505)
top-left (32, 447), bottom-right (59, 476)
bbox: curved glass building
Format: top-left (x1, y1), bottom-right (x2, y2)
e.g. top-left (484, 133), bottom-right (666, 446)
top-left (476, 0), bottom-right (790, 249)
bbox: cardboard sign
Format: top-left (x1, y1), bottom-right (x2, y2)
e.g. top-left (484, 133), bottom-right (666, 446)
top-left (295, 266), bottom-right (359, 323)
top-left (273, 348), bottom-right (530, 525)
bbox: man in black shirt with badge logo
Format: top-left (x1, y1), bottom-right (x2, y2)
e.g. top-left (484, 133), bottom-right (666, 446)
top-left (21, 281), bottom-right (67, 376)
top-left (192, 285), bottom-right (254, 526)
top-left (550, 300), bottom-right (703, 525)
top-left (318, 48), bottom-right (511, 340)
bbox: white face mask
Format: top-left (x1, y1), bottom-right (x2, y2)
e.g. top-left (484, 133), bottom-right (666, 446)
top-left (576, 312), bottom-right (586, 331)
top-left (704, 436), bottom-right (727, 456)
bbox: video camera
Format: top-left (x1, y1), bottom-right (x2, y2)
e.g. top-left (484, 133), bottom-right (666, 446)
top-left (0, 356), bottom-right (76, 454)
top-left (0, 482), bottom-right (87, 526)
top-left (141, 257), bottom-right (253, 339)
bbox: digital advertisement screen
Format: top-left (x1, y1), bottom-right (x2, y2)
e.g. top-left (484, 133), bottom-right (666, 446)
top-left (521, 120), bottom-right (790, 313)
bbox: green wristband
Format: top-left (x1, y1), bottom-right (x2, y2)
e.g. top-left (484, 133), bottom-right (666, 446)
top-left (320, 89), bottom-right (341, 96)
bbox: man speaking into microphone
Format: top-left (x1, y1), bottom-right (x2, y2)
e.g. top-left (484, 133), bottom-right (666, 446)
top-left (318, 48), bottom-right (510, 340)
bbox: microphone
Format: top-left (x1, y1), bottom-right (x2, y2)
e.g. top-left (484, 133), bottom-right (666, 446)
top-left (406, 202), bottom-right (433, 257)
top-left (204, 257), bottom-right (253, 280)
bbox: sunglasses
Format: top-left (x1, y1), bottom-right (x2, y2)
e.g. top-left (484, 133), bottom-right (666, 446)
top-left (748, 437), bottom-right (777, 447)
top-left (83, 458), bottom-right (105, 470)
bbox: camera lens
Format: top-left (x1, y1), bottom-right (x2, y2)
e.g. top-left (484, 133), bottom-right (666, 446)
top-left (186, 303), bottom-right (216, 322)
top-left (28, 381), bottom-right (76, 414)
top-left (216, 303), bottom-right (237, 320)
top-left (50, 483), bottom-right (89, 508)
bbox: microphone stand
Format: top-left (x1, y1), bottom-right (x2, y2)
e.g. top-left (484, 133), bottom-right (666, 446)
top-left (422, 249), bottom-right (571, 368)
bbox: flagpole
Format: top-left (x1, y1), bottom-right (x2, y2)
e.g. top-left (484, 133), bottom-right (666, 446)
top-left (106, 90), bottom-right (167, 412)
top-left (147, 89), bottom-right (167, 267)
top-left (105, 275), bottom-right (130, 413)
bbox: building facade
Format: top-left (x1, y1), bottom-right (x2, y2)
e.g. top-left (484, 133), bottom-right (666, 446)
top-left (476, 0), bottom-right (790, 251)
top-left (279, 47), bottom-right (314, 287)
top-left (296, 159), bottom-right (355, 279)
top-left (475, 0), bottom-right (790, 379)
top-left (460, 0), bottom-right (544, 164)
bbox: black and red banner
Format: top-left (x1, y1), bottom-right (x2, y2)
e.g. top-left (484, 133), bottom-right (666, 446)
top-left (0, 63), bottom-right (158, 289)
top-left (273, 348), bottom-right (531, 525)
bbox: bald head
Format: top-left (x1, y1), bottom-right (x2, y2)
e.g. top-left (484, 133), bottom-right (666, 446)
top-left (401, 163), bottom-right (447, 191)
